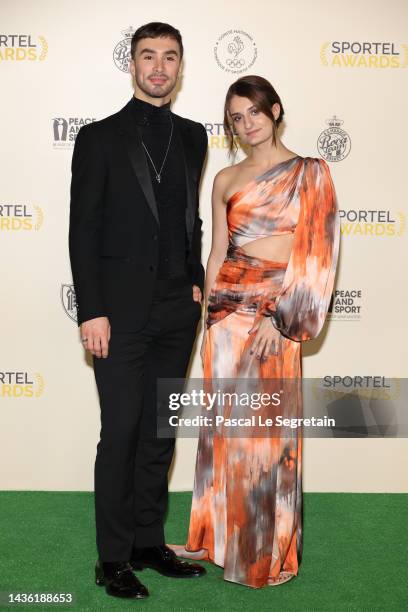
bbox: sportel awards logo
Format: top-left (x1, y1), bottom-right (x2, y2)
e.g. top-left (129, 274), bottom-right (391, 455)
top-left (0, 203), bottom-right (43, 231)
top-left (0, 34), bottom-right (48, 61)
top-left (328, 289), bottom-right (362, 321)
top-left (61, 284), bottom-right (78, 323)
top-left (340, 209), bottom-right (406, 237)
top-left (317, 116), bottom-right (351, 162)
top-left (205, 122), bottom-right (226, 148)
top-left (53, 117), bottom-right (96, 149)
top-left (113, 27), bottom-right (134, 73)
top-left (320, 41), bottom-right (408, 68)
top-left (315, 376), bottom-right (399, 402)
top-left (204, 122), bottom-right (241, 150)
top-left (214, 30), bottom-right (257, 74)
top-left (0, 371), bottom-right (44, 398)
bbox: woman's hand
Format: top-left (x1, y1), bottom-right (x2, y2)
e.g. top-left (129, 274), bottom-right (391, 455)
top-left (248, 317), bottom-right (276, 360)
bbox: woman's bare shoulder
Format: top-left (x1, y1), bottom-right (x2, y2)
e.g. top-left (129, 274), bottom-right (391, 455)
top-left (214, 164), bottom-right (236, 182)
top-left (213, 161), bottom-right (248, 200)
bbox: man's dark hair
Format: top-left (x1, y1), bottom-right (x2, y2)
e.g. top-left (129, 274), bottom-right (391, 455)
top-left (131, 22), bottom-right (183, 60)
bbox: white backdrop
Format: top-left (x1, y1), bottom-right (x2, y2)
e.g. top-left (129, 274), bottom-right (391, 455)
top-left (1, 0), bottom-right (407, 492)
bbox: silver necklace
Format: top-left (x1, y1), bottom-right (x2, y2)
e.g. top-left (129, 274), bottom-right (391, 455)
top-left (141, 115), bottom-right (174, 183)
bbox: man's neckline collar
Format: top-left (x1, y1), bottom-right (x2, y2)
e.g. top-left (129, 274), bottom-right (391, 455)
top-left (131, 95), bottom-right (171, 114)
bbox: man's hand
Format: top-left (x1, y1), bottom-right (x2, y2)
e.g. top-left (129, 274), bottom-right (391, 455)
top-left (80, 316), bottom-right (111, 358)
top-left (192, 285), bottom-right (202, 303)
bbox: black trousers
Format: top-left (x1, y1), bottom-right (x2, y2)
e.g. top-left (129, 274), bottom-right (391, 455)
top-left (93, 279), bottom-right (201, 562)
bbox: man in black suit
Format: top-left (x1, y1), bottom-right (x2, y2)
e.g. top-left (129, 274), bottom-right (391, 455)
top-left (69, 22), bottom-right (207, 600)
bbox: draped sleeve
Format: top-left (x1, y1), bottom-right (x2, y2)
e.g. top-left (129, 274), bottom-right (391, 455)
top-left (260, 157), bottom-right (340, 341)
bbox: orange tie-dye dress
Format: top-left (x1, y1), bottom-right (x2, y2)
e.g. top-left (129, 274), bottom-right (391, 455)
top-left (173, 156), bottom-right (340, 588)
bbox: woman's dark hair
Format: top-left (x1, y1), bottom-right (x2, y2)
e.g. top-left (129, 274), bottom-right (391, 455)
top-left (131, 22), bottom-right (183, 60)
top-left (223, 75), bottom-right (284, 154)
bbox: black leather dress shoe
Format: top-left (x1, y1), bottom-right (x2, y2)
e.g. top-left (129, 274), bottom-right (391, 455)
top-left (130, 545), bottom-right (206, 578)
top-left (95, 560), bottom-right (149, 599)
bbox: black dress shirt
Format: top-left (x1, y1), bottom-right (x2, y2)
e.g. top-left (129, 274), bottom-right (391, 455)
top-left (130, 96), bottom-right (188, 280)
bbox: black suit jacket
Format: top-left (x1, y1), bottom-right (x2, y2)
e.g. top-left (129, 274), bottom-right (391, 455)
top-left (69, 99), bottom-right (207, 331)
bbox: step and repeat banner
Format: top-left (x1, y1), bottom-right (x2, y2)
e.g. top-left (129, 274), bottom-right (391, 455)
top-left (1, 0), bottom-right (407, 492)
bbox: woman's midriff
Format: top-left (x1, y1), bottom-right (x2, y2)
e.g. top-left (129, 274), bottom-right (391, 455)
top-left (206, 245), bottom-right (288, 328)
top-left (239, 233), bottom-right (294, 263)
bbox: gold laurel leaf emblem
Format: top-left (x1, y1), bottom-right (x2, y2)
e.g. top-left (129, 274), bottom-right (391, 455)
top-left (320, 42), bottom-right (329, 66)
top-left (397, 211), bottom-right (406, 236)
top-left (34, 373), bottom-right (45, 397)
top-left (33, 205), bottom-right (44, 230)
top-left (311, 377), bottom-right (320, 400)
top-left (401, 44), bottom-right (408, 68)
top-left (38, 36), bottom-right (48, 61)
top-left (387, 378), bottom-right (400, 400)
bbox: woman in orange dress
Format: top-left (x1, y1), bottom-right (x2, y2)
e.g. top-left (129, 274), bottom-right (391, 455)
top-left (173, 75), bottom-right (340, 588)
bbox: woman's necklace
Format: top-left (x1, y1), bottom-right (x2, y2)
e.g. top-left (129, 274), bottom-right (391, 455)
top-left (141, 116), bottom-right (174, 183)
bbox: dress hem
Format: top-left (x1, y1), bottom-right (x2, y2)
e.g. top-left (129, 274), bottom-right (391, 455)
top-left (168, 544), bottom-right (298, 588)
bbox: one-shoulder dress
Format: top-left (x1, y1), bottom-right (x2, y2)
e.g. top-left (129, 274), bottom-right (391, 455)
top-left (172, 156), bottom-right (340, 588)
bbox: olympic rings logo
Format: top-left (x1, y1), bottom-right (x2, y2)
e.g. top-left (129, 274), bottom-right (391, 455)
top-left (226, 58), bottom-right (246, 68)
top-left (214, 30), bottom-right (258, 73)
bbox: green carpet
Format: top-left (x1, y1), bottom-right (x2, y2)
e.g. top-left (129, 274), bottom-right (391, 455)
top-left (0, 492), bottom-right (407, 611)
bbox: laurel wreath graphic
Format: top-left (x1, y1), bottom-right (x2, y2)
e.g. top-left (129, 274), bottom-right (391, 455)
top-left (34, 373), bottom-right (45, 397)
top-left (401, 45), bottom-right (408, 68)
top-left (33, 205), bottom-right (44, 230)
top-left (312, 378), bottom-right (326, 400)
top-left (397, 211), bottom-right (406, 236)
top-left (38, 36), bottom-right (48, 61)
top-left (389, 377), bottom-right (400, 400)
top-left (320, 42), bottom-right (329, 66)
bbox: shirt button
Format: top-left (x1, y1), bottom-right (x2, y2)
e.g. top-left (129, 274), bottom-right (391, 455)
top-left (152, 234), bottom-right (158, 240)
top-left (149, 265), bottom-right (155, 271)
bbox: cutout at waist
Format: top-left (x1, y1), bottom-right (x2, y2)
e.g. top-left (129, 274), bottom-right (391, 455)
top-left (239, 233), bottom-right (294, 264)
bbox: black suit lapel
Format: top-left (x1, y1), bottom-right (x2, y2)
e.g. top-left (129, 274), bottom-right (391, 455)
top-left (174, 115), bottom-right (196, 249)
top-left (118, 103), bottom-right (160, 226)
